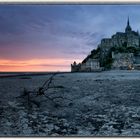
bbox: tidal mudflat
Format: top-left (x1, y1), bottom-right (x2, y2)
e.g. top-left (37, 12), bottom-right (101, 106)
top-left (0, 70), bottom-right (140, 136)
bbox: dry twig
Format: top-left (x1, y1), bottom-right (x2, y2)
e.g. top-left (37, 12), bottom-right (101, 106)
top-left (19, 73), bottom-right (72, 108)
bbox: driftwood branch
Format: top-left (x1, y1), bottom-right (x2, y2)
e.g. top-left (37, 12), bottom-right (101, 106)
top-left (19, 73), bottom-right (72, 108)
top-left (36, 73), bottom-right (57, 96)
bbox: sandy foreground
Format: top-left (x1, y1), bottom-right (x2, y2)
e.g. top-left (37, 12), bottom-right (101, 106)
top-left (0, 70), bottom-right (140, 136)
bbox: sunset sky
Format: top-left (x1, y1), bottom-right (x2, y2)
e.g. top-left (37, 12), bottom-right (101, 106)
top-left (1, 4), bottom-right (140, 72)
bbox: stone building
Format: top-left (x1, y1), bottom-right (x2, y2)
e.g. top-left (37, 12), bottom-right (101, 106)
top-left (71, 18), bottom-right (140, 72)
top-left (80, 59), bottom-right (100, 72)
top-left (71, 61), bottom-right (81, 72)
top-left (99, 18), bottom-right (140, 67)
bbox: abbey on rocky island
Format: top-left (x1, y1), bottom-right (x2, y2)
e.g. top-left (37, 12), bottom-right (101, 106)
top-left (71, 18), bottom-right (140, 72)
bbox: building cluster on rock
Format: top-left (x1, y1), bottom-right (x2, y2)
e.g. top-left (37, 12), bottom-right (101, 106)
top-left (71, 18), bottom-right (140, 72)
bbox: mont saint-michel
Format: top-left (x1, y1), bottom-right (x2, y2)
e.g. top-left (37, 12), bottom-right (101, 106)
top-left (71, 18), bottom-right (140, 72)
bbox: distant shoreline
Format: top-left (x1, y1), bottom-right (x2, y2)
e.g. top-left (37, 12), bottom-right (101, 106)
top-left (1, 70), bottom-right (140, 78)
top-left (0, 72), bottom-right (70, 78)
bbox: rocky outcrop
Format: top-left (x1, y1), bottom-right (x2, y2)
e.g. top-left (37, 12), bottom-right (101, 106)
top-left (112, 52), bottom-right (134, 69)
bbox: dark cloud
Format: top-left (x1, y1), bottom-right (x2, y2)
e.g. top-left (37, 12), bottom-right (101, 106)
top-left (0, 5), bottom-right (140, 62)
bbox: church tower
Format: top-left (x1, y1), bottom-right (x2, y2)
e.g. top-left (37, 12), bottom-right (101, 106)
top-left (125, 17), bottom-right (132, 33)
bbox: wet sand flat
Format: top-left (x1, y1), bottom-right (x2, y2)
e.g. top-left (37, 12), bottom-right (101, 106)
top-left (0, 70), bottom-right (140, 136)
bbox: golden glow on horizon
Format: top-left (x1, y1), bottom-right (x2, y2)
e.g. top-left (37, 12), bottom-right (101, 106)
top-left (0, 58), bottom-right (82, 72)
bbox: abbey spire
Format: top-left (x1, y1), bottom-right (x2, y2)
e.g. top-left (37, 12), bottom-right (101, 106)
top-left (125, 17), bottom-right (132, 33)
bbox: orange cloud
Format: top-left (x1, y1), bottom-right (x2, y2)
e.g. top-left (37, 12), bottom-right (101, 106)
top-left (0, 58), bottom-right (81, 72)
